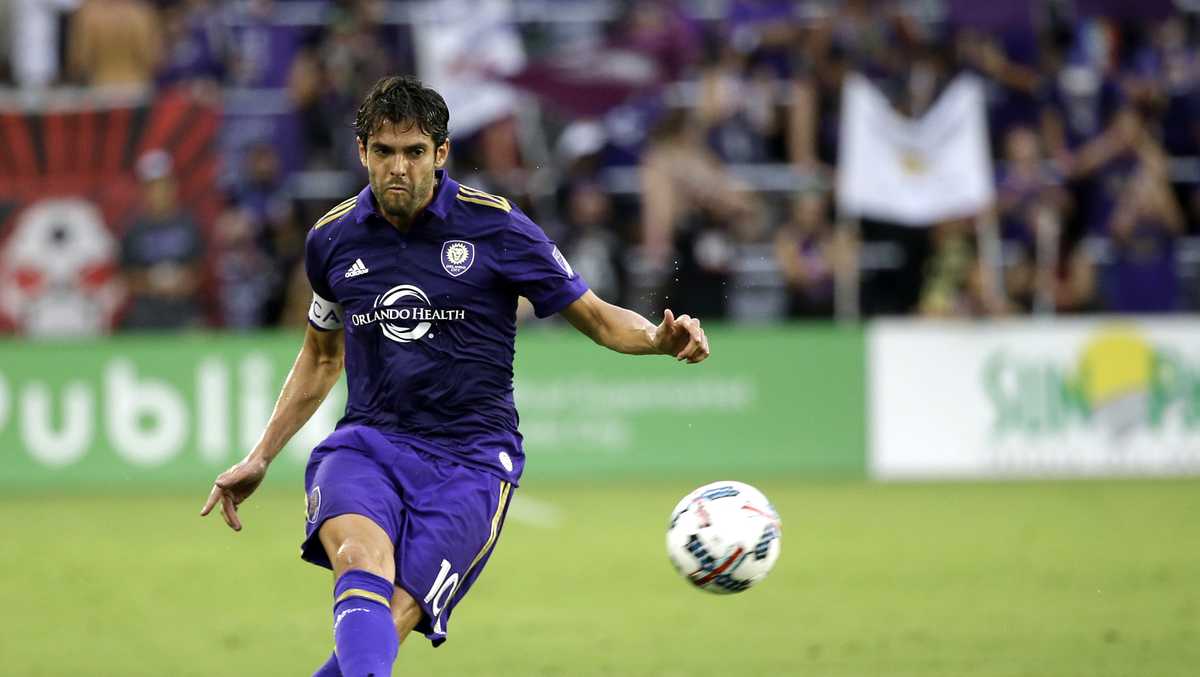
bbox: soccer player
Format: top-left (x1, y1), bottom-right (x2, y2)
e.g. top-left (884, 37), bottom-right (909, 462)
top-left (200, 75), bottom-right (709, 677)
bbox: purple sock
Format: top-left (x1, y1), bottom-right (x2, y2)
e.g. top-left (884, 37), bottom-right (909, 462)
top-left (312, 651), bottom-right (341, 677)
top-left (332, 570), bottom-right (398, 677)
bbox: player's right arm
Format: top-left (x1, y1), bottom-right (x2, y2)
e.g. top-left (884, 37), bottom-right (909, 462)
top-left (200, 323), bottom-right (344, 531)
top-left (202, 204), bottom-right (352, 530)
top-left (247, 324), bottom-right (345, 464)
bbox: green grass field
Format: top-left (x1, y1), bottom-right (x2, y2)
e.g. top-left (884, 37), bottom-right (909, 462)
top-left (2, 478), bottom-right (1198, 676)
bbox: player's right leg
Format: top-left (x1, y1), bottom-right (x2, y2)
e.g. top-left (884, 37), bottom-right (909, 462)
top-left (300, 432), bottom-right (407, 677)
top-left (318, 515), bottom-right (400, 677)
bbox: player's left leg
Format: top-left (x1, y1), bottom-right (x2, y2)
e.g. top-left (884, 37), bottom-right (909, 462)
top-left (312, 653), bottom-right (341, 677)
top-left (391, 586), bottom-right (423, 644)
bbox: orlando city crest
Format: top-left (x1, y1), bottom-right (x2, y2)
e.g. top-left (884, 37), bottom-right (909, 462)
top-left (441, 240), bottom-right (475, 277)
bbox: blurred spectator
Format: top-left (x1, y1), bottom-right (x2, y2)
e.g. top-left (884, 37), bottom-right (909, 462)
top-left (1069, 110), bottom-right (1170, 241)
top-left (559, 180), bottom-right (622, 303)
top-left (231, 142), bottom-right (287, 228)
top-left (156, 0), bottom-right (227, 95)
top-left (413, 0), bottom-right (527, 191)
top-left (289, 0), bottom-right (407, 171)
top-left (918, 217), bottom-right (1007, 317)
top-left (997, 127), bottom-right (1070, 242)
top-left (119, 150), bottom-right (207, 330)
top-left (323, 2), bottom-right (406, 115)
top-left (1055, 242), bottom-right (1099, 314)
top-left (956, 26), bottom-right (1043, 146)
top-left (611, 0), bottom-right (701, 83)
top-left (226, 141), bottom-right (304, 323)
top-left (286, 45), bottom-right (341, 169)
top-left (698, 61), bottom-right (775, 164)
top-left (639, 108), bottom-right (763, 318)
top-left (725, 0), bottom-right (800, 70)
top-left (1040, 18), bottom-right (1127, 168)
top-left (638, 109), bottom-right (758, 263)
top-left (1123, 15), bottom-right (1200, 243)
top-left (67, 0), bottom-right (162, 91)
top-left (212, 207), bottom-right (275, 329)
top-left (232, 142), bottom-right (292, 251)
top-left (1102, 157), bottom-right (1186, 313)
top-left (716, 1), bottom-right (825, 171)
top-left (801, 0), bottom-right (927, 170)
top-left (668, 223), bottom-right (737, 320)
top-left (995, 126), bottom-right (1072, 311)
top-left (1122, 15), bottom-right (1200, 157)
top-left (226, 0), bottom-right (303, 88)
top-left (554, 120), bottom-right (610, 191)
top-left (816, 0), bottom-right (920, 91)
top-left (279, 259), bottom-right (313, 329)
top-left (774, 192), bottom-right (838, 318)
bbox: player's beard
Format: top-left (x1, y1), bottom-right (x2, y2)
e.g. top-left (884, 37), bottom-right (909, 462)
top-left (375, 170), bottom-right (435, 226)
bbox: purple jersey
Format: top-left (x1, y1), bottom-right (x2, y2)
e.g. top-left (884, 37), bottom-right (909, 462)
top-left (304, 171), bottom-right (588, 484)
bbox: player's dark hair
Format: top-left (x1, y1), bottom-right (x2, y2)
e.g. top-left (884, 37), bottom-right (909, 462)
top-left (354, 75), bottom-right (450, 147)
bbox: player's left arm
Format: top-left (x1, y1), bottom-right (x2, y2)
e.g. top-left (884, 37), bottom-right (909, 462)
top-left (560, 290), bottom-right (710, 363)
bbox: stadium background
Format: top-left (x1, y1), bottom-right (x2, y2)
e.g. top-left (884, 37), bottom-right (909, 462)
top-left (1, 1), bottom-right (1198, 675)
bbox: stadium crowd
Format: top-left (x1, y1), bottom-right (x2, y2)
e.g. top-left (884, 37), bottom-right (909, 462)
top-left (1, 0), bottom-right (1199, 332)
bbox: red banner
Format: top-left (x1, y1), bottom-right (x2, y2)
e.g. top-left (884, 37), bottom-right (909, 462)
top-left (0, 89), bottom-right (221, 334)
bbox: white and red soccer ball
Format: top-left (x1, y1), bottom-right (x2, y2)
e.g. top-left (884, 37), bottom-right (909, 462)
top-left (666, 481), bottom-right (782, 594)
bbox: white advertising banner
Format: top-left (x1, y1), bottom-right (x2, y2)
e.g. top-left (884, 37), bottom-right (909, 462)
top-left (870, 319), bottom-right (1200, 480)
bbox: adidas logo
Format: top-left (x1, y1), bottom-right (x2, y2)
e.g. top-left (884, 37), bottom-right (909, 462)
top-left (345, 258), bottom-right (369, 278)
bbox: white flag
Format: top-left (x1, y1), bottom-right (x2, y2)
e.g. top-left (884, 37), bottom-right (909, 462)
top-left (836, 73), bottom-right (995, 226)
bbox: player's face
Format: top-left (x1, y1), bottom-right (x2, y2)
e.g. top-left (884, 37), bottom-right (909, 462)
top-left (359, 121), bottom-right (449, 227)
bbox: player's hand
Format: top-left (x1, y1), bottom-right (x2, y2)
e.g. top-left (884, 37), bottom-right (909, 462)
top-left (199, 455), bottom-right (269, 531)
top-left (653, 309), bottom-right (710, 364)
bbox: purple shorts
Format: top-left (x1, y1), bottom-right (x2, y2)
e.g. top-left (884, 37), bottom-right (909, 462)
top-left (301, 425), bottom-right (513, 646)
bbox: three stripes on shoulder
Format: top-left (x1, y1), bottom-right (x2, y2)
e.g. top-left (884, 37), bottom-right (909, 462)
top-left (311, 184), bottom-right (511, 231)
top-left (455, 185), bottom-right (510, 212)
top-left (313, 196), bottom-right (358, 230)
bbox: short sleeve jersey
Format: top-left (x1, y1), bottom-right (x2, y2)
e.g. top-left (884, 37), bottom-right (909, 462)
top-left (305, 171), bottom-right (588, 483)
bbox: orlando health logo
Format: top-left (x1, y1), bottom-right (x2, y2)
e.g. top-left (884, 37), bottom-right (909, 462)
top-left (351, 284), bottom-right (466, 343)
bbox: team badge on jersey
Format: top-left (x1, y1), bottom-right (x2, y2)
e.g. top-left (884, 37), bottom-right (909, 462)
top-left (441, 240), bottom-right (476, 277)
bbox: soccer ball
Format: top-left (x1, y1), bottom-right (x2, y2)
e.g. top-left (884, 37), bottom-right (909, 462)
top-left (665, 481), bottom-right (782, 594)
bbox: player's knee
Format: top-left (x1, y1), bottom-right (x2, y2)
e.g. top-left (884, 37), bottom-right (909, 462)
top-left (319, 514), bottom-right (395, 579)
top-left (331, 539), bottom-right (391, 578)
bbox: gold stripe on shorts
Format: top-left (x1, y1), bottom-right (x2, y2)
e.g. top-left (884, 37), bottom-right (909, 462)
top-left (463, 481), bottom-right (511, 580)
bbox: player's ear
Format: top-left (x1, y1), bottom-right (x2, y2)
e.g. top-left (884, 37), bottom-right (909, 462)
top-left (434, 140), bottom-right (449, 168)
top-left (357, 137), bottom-right (368, 168)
